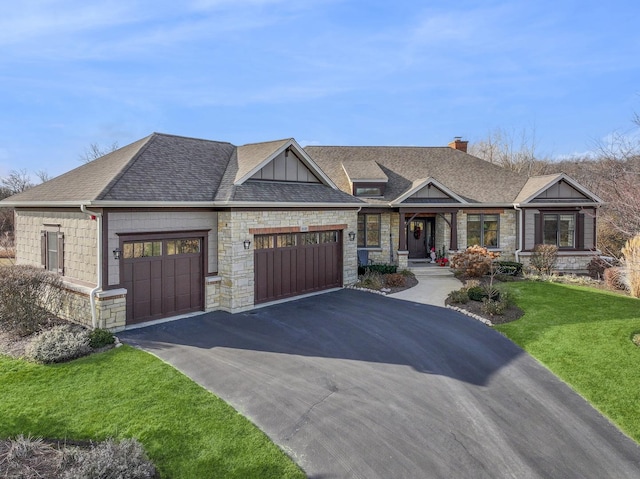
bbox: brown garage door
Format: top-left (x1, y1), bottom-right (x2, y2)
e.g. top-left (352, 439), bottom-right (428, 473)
top-left (255, 230), bottom-right (342, 304)
top-left (122, 237), bottom-right (203, 325)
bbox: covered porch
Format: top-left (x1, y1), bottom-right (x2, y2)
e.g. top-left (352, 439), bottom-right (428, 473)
top-left (396, 208), bottom-right (459, 269)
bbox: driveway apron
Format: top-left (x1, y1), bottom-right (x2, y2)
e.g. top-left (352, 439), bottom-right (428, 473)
top-left (121, 289), bottom-right (640, 479)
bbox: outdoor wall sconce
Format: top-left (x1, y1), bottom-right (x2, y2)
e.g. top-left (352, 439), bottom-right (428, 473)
top-left (243, 239), bottom-right (252, 250)
top-left (113, 247), bottom-right (122, 260)
top-left (348, 231), bottom-right (356, 241)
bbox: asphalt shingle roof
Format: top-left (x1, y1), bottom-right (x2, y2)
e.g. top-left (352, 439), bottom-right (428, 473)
top-left (305, 146), bottom-right (530, 204)
top-left (3, 133), bottom-right (360, 206)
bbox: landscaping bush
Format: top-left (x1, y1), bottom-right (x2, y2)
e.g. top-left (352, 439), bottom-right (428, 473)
top-left (358, 263), bottom-right (397, 275)
top-left (0, 265), bottom-right (65, 336)
top-left (450, 246), bottom-right (500, 277)
top-left (447, 289), bottom-right (469, 304)
top-left (529, 244), bottom-right (558, 275)
top-left (398, 268), bottom-right (415, 277)
top-left (25, 324), bottom-right (91, 364)
top-left (384, 273), bottom-right (406, 288)
top-left (89, 328), bottom-right (116, 349)
top-left (481, 298), bottom-right (509, 316)
top-left (495, 261), bottom-right (523, 276)
top-left (622, 234), bottom-right (640, 298)
top-left (587, 256), bottom-right (614, 279)
top-left (604, 267), bottom-right (628, 292)
top-left (63, 438), bottom-right (157, 479)
top-left (466, 286), bottom-right (486, 302)
top-left (355, 270), bottom-right (384, 290)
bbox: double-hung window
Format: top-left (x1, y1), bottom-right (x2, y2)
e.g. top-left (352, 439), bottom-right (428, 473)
top-left (467, 214), bottom-right (499, 248)
top-left (357, 214), bottom-right (381, 248)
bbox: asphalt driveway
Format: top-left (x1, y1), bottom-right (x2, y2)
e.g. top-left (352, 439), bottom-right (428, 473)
top-left (121, 289), bottom-right (640, 478)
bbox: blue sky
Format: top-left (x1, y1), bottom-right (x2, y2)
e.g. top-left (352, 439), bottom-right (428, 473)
top-left (1, 0), bottom-right (639, 180)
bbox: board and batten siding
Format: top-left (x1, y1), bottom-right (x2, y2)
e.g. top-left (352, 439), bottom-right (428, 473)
top-left (107, 211), bottom-right (217, 286)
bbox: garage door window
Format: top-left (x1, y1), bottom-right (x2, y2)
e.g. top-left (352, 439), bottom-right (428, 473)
top-left (167, 238), bottom-right (201, 255)
top-left (123, 241), bottom-right (162, 259)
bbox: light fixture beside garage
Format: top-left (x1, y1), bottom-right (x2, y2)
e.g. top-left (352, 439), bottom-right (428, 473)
top-left (348, 231), bottom-right (356, 241)
top-left (112, 247), bottom-right (122, 260)
top-left (243, 239), bottom-right (252, 250)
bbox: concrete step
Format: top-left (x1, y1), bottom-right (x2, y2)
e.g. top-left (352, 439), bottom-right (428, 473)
top-left (407, 265), bottom-right (455, 277)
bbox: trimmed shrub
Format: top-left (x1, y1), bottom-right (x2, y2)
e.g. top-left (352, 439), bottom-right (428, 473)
top-left (25, 324), bottom-right (91, 364)
top-left (529, 244), bottom-right (558, 275)
top-left (466, 286), bottom-right (486, 302)
top-left (384, 273), bottom-right (406, 288)
top-left (450, 246), bottom-right (500, 277)
top-left (0, 265), bottom-right (65, 336)
top-left (358, 263), bottom-right (397, 275)
top-left (63, 438), bottom-right (157, 479)
top-left (447, 289), bottom-right (469, 304)
top-left (604, 267), bottom-right (627, 291)
top-left (89, 328), bottom-right (115, 349)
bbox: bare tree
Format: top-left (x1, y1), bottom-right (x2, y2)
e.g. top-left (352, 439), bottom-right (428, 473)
top-left (1, 169), bottom-right (33, 195)
top-left (469, 127), bottom-right (550, 176)
top-left (34, 169), bottom-right (51, 183)
top-left (79, 142), bottom-right (119, 163)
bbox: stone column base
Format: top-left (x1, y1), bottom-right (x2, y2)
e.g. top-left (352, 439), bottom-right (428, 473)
top-left (397, 250), bottom-right (409, 269)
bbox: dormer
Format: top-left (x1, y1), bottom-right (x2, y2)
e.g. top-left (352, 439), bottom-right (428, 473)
top-left (341, 160), bottom-right (388, 197)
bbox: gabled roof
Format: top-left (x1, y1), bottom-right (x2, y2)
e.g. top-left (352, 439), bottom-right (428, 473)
top-left (2, 133), bottom-right (361, 207)
top-left (514, 173), bottom-right (603, 205)
top-left (306, 145), bottom-right (529, 204)
top-left (392, 177), bottom-right (468, 205)
top-left (234, 139), bottom-right (336, 188)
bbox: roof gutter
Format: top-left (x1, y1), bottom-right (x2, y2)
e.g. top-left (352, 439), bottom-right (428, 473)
top-left (80, 204), bottom-right (102, 329)
top-left (513, 204), bottom-right (523, 263)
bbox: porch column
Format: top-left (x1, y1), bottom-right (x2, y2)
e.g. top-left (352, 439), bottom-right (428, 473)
top-left (398, 212), bottom-right (407, 252)
top-left (450, 211), bottom-right (458, 250)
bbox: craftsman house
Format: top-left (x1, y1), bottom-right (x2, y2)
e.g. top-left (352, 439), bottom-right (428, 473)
top-left (2, 134), bottom-right (602, 330)
top-left (307, 139), bottom-right (602, 271)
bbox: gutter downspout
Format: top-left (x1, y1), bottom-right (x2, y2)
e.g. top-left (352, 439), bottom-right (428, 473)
top-left (80, 204), bottom-right (102, 329)
top-left (513, 204), bottom-right (523, 263)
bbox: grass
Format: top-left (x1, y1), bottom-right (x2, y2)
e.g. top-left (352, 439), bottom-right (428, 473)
top-left (0, 345), bottom-right (305, 479)
top-left (495, 281), bottom-right (640, 442)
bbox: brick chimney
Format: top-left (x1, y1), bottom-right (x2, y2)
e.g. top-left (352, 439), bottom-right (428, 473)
top-left (448, 137), bottom-right (468, 153)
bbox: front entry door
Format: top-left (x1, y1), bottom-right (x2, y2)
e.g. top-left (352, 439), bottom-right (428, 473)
top-left (407, 218), bottom-right (436, 259)
top-left (408, 219), bottom-right (427, 258)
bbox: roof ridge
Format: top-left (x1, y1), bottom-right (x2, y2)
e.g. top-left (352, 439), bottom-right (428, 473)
top-left (306, 145), bottom-right (451, 149)
top-left (150, 132), bottom-right (235, 146)
top-left (239, 138), bottom-right (293, 147)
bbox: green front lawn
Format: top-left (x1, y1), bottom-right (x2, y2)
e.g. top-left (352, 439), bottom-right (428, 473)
top-left (0, 345), bottom-right (305, 479)
top-left (496, 281), bottom-right (640, 442)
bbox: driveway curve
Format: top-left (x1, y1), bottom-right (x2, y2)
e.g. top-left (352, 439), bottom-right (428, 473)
top-left (121, 289), bottom-right (640, 478)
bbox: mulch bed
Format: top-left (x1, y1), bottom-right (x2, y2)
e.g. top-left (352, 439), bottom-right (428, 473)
top-left (445, 298), bottom-right (525, 325)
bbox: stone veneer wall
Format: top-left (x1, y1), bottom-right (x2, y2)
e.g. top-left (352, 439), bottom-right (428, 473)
top-left (218, 209), bottom-right (358, 313)
top-left (366, 212), bottom-right (395, 264)
top-left (455, 210), bottom-right (518, 261)
top-left (519, 252), bottom-right (593, 273)
top-left (15, 210), bottom-right (98, 284)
